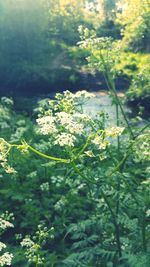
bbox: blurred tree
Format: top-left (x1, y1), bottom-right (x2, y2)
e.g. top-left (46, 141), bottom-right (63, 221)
top-left (97, 0), bottom-right (117, 21)
top-left (47, 0), bottom-right (100, 44)
top-left (90, 0), bottom-right (121, 39)
top-left (116, 0), bottom-right (150, 51)
top-left (0, 0), bottom-right (51, 94)
top-left (0, 0), bottom-right (100, 95)
top-left (0, 0), bottom-right (148, 96)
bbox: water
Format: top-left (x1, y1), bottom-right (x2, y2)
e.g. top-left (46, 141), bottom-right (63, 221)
top-left (14, 91), bottom-right (129, 126)
top-left (83, 91), bottom-right (127, 126)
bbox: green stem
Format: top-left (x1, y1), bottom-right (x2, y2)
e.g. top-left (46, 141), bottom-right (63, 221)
top-left (73, 130), bottom-right (103, 162)
top-left (71, 161), bottom-right (96, 185)
top-left (100, 189), bottom-right (122, 258)
top-left (71, 161), bottom-right (122, 258)
top-left (115, 101), bottom-right (121, 241)
top-left (100, 53), bottom-right (134, 138)
top-left (109, 127), bottom-right (150, 177)
top-left (18, 143), bottom-right (70, 164)
top-left (10, 142), bottom-right (70, 164)
top-left (116, 103), bottom-right (120, 151)
top-left (142, 211), bottom-right (147, 252)
top-left (116, 178), bottom-right (120, 216)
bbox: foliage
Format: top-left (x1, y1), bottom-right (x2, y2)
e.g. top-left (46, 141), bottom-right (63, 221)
top-left (126, 66), bottom-right (150, 117)
top-left (116, 0), bottom-right (150, 51)
top-left (0, 212), bottom-right (14, 266)
top-left (0, 0), bottom-right (104, 95)
top-left (115, 52), bottom-right (150, 77)
top-left (78, 26), bottom-right (150, 117)
top-left (0, 1), bottom-right (150, 266)
top-left (0, 87), bottom-right (150, 266)
top-left (0, 0), bottom-right (149, 96)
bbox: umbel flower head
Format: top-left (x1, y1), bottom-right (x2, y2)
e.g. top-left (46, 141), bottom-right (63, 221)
top-left (36, 91), bottom-right (125, 153)
top-left (0, 252), bottom-right (13, 266)
top-left (0, 213), bottom-right (14, 266)
top-left (0, 90), bottom-right (126, 170)
top-left (36, 90), bottom-right (95, 148)
top-left (0, 138), bottom-right (16, 174)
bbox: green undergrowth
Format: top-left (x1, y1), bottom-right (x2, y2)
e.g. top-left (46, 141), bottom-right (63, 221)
top-left (0, 90), bottom-right (150, 266)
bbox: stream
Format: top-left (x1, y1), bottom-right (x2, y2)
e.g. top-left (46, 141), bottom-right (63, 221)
top-left (83, 91), bottom-right (128, 126)
top-left (14, 91), bottom-right (130, 126)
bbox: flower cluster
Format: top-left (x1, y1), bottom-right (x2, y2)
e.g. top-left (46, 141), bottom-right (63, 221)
top-left (36, 91), bottom-right (126, 156)
top-left (105, 127), bottom-right (125, 138)
top-left (0, 139), bottom-right (9, 162)
top-left (146, 209), bottom-right (150, 217)
top-left (47, 90), bottom-right (94, 114)
top-left (134, 131), bottom-right (150, 161)
top-left (36, 116), bottom-right (57, 135)
top-left (57, 90), bottom-right (95, 102)
top-left (83, 127), bottom-right (125, 158)
top-left (92, 135), bottom-right (109, 150)
top-left (54, 196), bottom-right (68, 212)
top-left (20, 237), bottom-right (34, 248)
top-left (21, 224), bottom-right (55, 266)
top-left (0, 139), bottom-right (16, 174)
top-left (73, 113), bottom-right (91, 121)
top-left (51, 175), bottom-right (64, 188)
top-left (0, 243), bottom-right (6, 253)
top-left (0, 213), bottom-right (14, 266)
top-left (21, 236), bottom-right (44, 266)
top-left (73, 90), bottom-right (95, 99)
top-left (84, 150), bottom-right (95, 157)
top-left (0, 212), bottom-right (14, 232)
top-left (56, 111), bottom-right (72, 125)
top-left (0, 252), bottom-right (13, 266)
top-left (56, 112), bottom-right (84, 134)
top-left (36, 91), bottom-right (94, 148)
top-left (78, 27), bottom-right (120, 75)
top-left (54, 133), bottom-right (76, 147)
top-left (40, 182), bottom-right (50, 192)
top-left (0, 91), bottom-right (126, 171)
top-left (0, 218), bottom-right (13, 231)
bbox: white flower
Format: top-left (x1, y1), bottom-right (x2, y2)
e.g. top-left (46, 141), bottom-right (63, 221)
top-left (134, 132), bottom-right (150, 161)
top-left (0, 242), bottom-right (6, 252)
top-left (92, 136), bottom-right (109, 150)
top-left (63, 90), bottom-right (74, 99)
top-left (56, 112), bottom-right (72, 125)
top-left (84, 150), bottom-right (95, 157)
top-left (20, 237), bottom-right (34, 248)
top-left (73, 113), bottom-right (91, 122)
top-left (40, 182), bottom-right (50, 192)
top-left (36, 116), bottom-right (57, 135)
top-left (142, 179), bottom-right (150, 185)
top-left (66, 122), bottom-right (84, 134)
top-left (0, 155), bottom-right (7, 162)
top-left (63, 90), bottom-right (95, 100)
top-left (99, 154), bottom-right (107, 161)
top-left (92, 136), bottom-right (102, 145)
top-left (105, 127), bottom-right (124, 137)
top-left (5, 166), bottom-right (16, 174)
top-left (74, 90), bottom-right (95, 99)
top-left (0, 252), bottom-right (13, 266)
top-left (37, 116), bottom-right (54, 125)
top-left (0, 218), bottom-right (14, 231)
top-left (1, 162), bottom-right (16, 174)
top-left (146, 209), bottom-right (150, 217)
top-left (56, 112), bottom-right (84, 134)
top-left (0, 139), bottom-right (10, 163)
top-left (54, 133), bottom-right (76, 147)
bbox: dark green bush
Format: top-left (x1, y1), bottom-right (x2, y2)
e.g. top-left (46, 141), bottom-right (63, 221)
top-left (126, 67), bottom-right (150, 117)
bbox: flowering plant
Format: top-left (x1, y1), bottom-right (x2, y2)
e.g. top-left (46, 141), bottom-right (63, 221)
top-left (0, 212), bottom-right (14, 266)
top-left (0, 90), bottom-right (126, 172)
